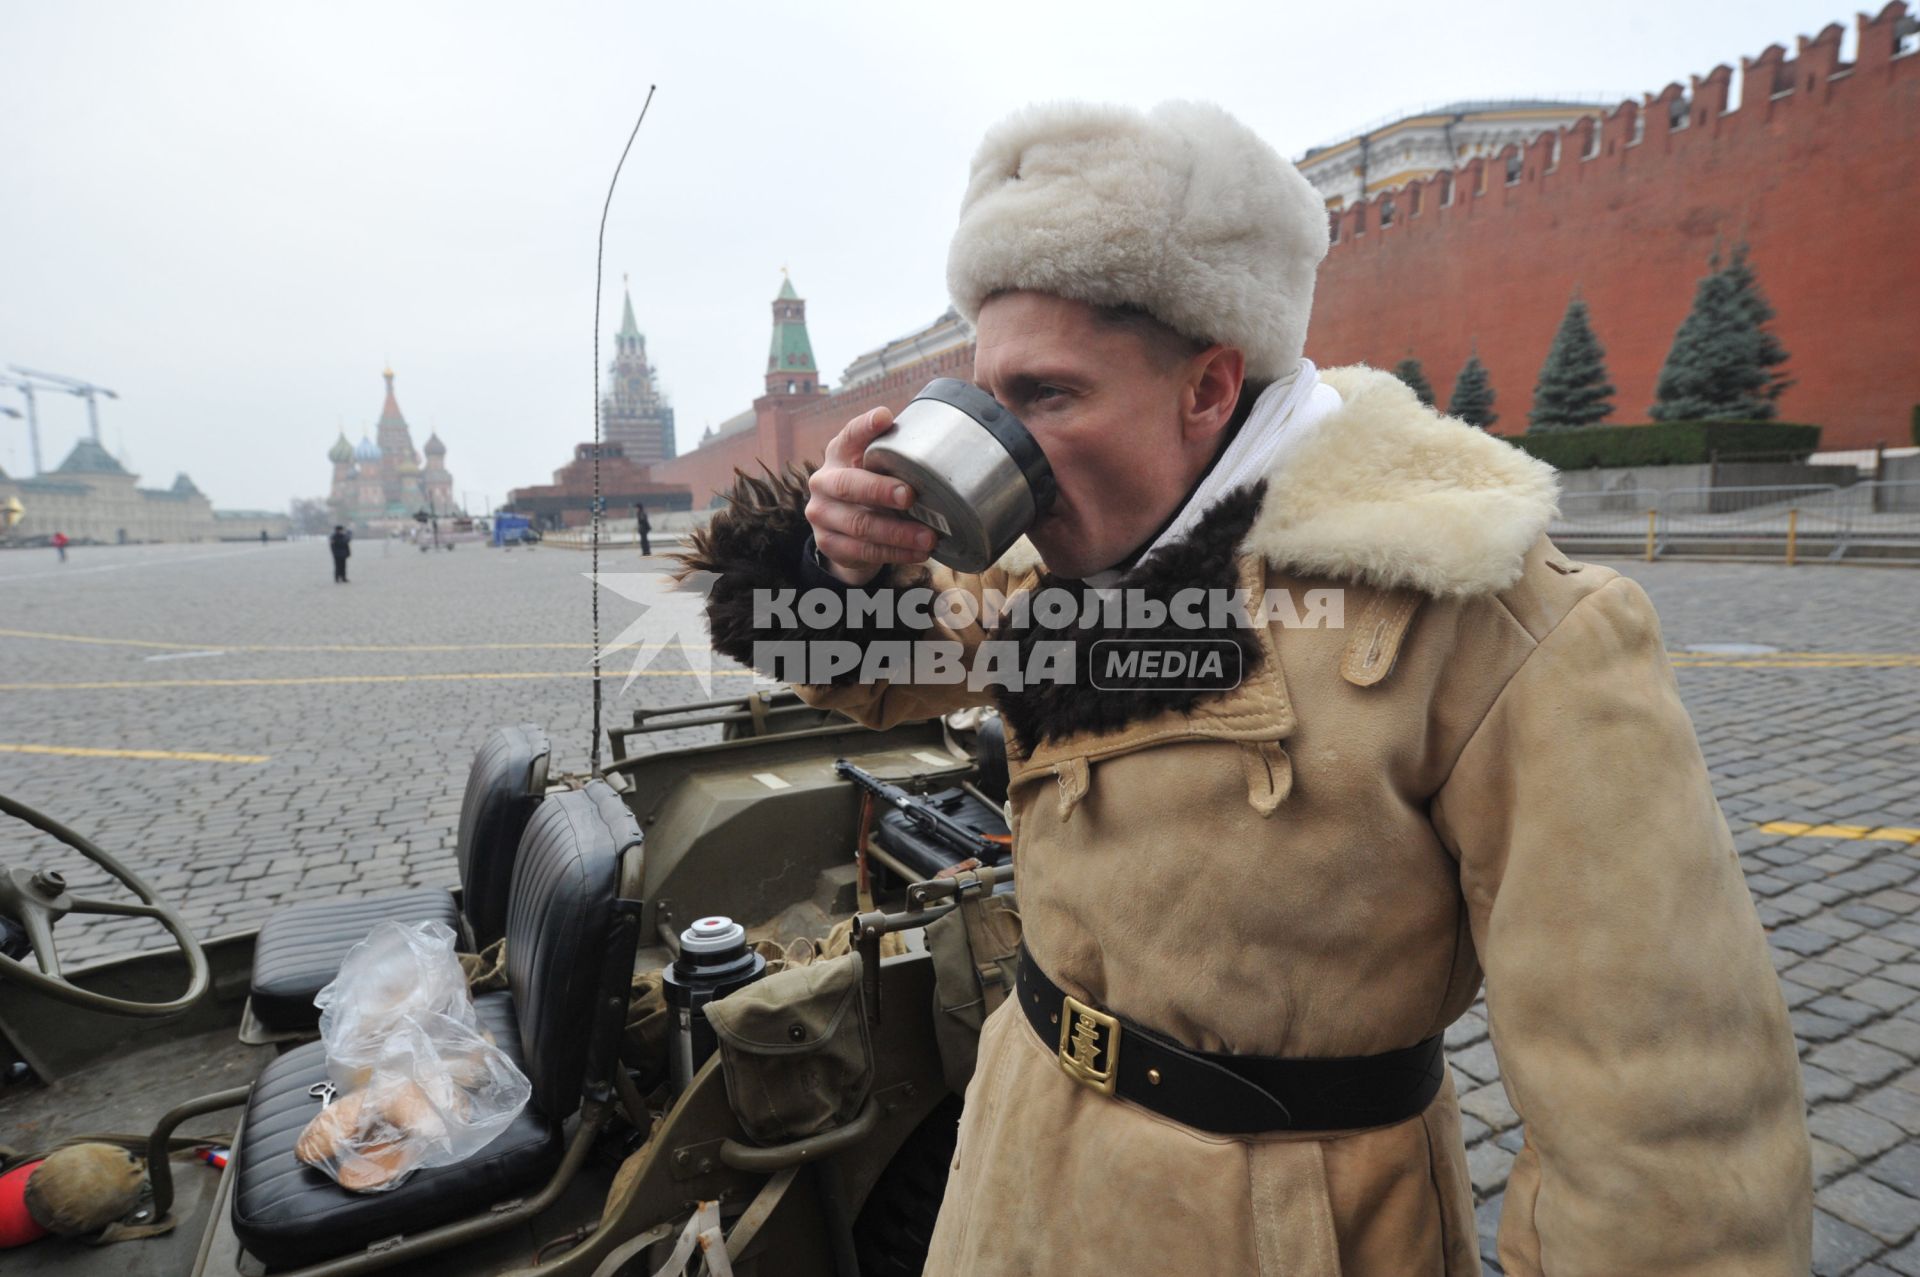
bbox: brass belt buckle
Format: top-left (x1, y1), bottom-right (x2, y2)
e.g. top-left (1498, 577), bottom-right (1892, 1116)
top-left (1057, 994), bottom-right (1121, 1095)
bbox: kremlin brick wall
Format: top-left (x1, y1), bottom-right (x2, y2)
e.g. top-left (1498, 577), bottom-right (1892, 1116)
top-left (648, 4), bottom-right (1916, 505)
top-left (1306, 4), bottom-right (1920, 452)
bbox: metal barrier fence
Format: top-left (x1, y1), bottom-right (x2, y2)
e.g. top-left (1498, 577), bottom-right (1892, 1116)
top-left (1550, 482), bottom-right (1920, 562)
top-left (516, 509), bottom-right (715, 552)
top-left (543, 486), bottom-right (1920, 562)
top-left (536, 527), bottom-right (691, 551)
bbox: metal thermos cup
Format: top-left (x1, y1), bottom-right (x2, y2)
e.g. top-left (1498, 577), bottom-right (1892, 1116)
top-left (660, 916), bottom-right (766, 1094)
top-left (862, 378), bottom-right (1056, 573)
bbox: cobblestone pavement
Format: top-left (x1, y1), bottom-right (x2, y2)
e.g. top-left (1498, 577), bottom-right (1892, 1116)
top-left (0, 538), bottom-right (748, 966)
top-left (2, 541), bottom-right (1918, 1272)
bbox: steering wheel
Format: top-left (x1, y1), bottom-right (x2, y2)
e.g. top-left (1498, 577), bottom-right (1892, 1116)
top-left (0, 792), bottom-right (210, 1017)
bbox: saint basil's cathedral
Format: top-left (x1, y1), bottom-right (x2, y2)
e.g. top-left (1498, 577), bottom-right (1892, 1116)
top-left (325, 368), bottom-right (456, 533)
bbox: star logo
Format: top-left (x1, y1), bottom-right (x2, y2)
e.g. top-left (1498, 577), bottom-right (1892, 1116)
top-left (589, 568), bottom-right (760, 698)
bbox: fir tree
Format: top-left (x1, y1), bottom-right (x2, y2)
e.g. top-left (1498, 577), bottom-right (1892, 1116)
top-left (1649, 249), bottom-right (1775, 422)
top-left (1447, 353), bottom-right (1498, 429)
top-left (1392, 358), bottom-right (1436, 407)
top-left (1720, 242), bottom-right (1792, 407)
top-left (1529, 294), bottom-right (1614, 431)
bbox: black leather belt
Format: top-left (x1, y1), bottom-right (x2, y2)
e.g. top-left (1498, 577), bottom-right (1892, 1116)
top-left (1017, 945), bottom-right (1445, 1135)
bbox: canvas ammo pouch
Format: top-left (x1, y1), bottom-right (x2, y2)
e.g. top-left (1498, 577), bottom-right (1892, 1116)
top-left (703, 951), bottom-right (873, 1145)
top-left (925, 879), bottom-right (1022, 1095)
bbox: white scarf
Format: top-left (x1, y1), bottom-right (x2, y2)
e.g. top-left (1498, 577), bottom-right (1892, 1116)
top-left (1087, 359), bottom-right (1340, 585)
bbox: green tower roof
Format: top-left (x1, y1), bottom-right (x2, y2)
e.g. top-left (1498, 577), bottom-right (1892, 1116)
top-left (329, 431), bottom-right (354, 463)
top-left (770, 318), bottom-right (817, 372)
top-left (769, 274), bottom-right (816, 374)
top-left (619, 286), bottom-right (641, 340)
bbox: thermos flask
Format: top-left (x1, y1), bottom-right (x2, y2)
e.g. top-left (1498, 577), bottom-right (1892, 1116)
top-left (660, 916), bottom-right (766, 1094)
top-left (861, 378), bottom-right (1057, 573)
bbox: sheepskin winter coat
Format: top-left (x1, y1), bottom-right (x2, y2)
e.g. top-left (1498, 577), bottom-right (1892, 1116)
top-left (684, 364), bottom-right (1811, 1276)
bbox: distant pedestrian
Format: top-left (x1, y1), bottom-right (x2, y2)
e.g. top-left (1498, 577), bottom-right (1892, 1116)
top-left (329, 525), bottom-right (352, 583)
top-left (260, 529), bottom-right (269, 545)
top-left (635, 502), bottom-right (652, 556)
top-left (52, 531), bottom-right (68, 563)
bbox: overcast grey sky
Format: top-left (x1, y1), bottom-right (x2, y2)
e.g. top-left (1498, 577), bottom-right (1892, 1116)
top-left (0, 0), bottom-right (1848, 512)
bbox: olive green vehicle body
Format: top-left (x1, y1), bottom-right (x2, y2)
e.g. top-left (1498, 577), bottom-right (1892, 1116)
top-left (0, 692), bottom-right (995, 1277)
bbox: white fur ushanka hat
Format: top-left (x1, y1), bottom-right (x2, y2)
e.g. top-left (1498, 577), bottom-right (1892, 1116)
top-left (946, 100), bottom-right (1329, 383)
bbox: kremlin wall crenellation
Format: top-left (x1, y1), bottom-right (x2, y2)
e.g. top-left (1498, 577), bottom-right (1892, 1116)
top-left (1307, 2), bottom-right (1920, 456)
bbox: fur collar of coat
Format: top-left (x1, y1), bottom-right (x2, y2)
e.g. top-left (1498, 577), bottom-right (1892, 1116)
top-left (679, 365), bottom-right (1561, 748)
top-left (996, 364), bottom-right (1560, 599)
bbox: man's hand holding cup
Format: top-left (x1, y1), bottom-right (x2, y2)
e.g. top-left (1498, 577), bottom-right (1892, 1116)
top-left (805, 407), bottom-right (938, 586)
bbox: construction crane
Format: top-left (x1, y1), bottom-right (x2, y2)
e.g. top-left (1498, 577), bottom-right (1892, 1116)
top-left (7, 366), bottom-right (120, 452)
top-left (0, 373), bottom-right (46, 475)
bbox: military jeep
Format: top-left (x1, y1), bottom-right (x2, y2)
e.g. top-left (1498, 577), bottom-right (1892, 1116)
top-left (0, 689), bottom-right (1017, 1277)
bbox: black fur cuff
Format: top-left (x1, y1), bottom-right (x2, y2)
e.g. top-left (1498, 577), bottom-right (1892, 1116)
top-left (798, 534), bottom-right (855, 594)
top-left (674, 466), bottom-right (931, 683)
top-left (992, 481), bottom-right (1268, 748)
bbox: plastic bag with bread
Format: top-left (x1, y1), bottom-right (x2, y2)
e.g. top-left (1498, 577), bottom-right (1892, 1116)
top-left (296, 921), bottom-right (530, 1193)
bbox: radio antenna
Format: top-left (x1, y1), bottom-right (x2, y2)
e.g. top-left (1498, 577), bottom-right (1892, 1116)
top-left (590, 84), bottom-right (657, 776)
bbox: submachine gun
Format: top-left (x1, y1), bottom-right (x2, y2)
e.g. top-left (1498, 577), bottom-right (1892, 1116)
top-left (831, 759), bottom-right (1009, 865)
top-left (836, 759), bottom-right (1017, 1027)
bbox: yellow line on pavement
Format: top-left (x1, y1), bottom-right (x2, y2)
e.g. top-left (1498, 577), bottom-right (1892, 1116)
top-left (1758, 821), bottom-right (1920, 844)
top-left (0, 669), bottom-right (753, 691)
top-left (1681, 661), bottom-right (1920, 669)
top-left (0, 627), bottom-right (238, 651)
top-left (9, 626), bottom-right (1913, 672)
top-left (1672, 655), bottom-right (1920, 669)
top-left (8, 629), bottom-right (1916, 664)
top-left (1671, 651), bottom-right (1920, 659)
top-left (0, 743), bottom-right (270, 764)
top-left (0, 627), bottom-right (716, 654)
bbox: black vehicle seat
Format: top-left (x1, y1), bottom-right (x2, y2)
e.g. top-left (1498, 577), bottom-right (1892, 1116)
top-left (229, 780), bottom-right (640, 1270)
top-left (454, 723), bottom-right (553, 950)
top-left (248, 890), bottom-right (464, 1032)
top-left (246, 724), bottom-right (551, 1034)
